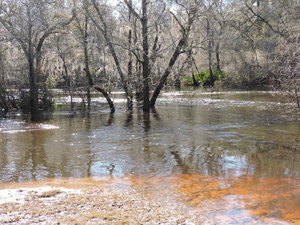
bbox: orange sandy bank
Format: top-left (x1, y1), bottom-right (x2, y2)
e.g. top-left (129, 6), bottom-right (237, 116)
top-left (0, 174), bottom-right (299, 224)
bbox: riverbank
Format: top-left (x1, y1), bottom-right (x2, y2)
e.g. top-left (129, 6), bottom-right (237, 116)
top-left (0, 175), bottom-right (297, 225)
top-left (0, 181), bottom-right (212, 225)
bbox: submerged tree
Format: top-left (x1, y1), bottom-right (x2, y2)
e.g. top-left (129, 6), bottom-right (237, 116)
top-left (74, 0), bottom-right (115, 113)
top-left (91, 0), bottom-right (133, 112)
top-left (0, 0), bottom-right (74, 117)
top-left (123, 0), bottom-right (198, 111)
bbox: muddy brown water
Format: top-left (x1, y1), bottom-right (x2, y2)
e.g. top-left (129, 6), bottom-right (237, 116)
top-left (0, 90), bottom-right (299, 224)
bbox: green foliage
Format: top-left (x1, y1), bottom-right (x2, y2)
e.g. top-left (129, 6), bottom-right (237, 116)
top-left (182, 70), bottom-right (225, 86)
top-left (182, 76), bottom-right (193, 86)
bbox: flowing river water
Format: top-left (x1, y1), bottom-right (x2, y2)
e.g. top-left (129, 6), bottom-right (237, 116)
top-left (0, 90), bottom-right (299, 224)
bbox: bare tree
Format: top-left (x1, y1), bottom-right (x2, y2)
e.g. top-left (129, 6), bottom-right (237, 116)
top-left (149, 2), bottom-right (197, 108)
top-left (91, 0), bottom-right (133, 112)
top-left (273, 35), bottom-right (300, 108)
top-left (55, 35), bottom-right (75, 111)
top-left (73, 0), bottom-right (115, 113)
top-left (124, 0), bottom-right (197, 111)
top-left (0, 0), bottom-right (74, 117)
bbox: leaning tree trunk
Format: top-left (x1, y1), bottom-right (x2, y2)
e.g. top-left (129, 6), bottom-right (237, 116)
top-left (94, 86), bottom-right (115, 113)
top-left (150, 30), bottom-right (192, 108)
top-left (80, 16), bottom-right (114, 113)
top-left (83, 43), bottom-right (114, 114)
top-left (91, 0), bottom-right (132, 111)
top-left (149, 9), bottom-right (195, 108)
top-left (191, 55), bottom-right (200, 87)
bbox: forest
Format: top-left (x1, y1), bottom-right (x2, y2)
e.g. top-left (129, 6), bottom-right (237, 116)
top-left (0, 0), bottom-right (299, 116)
top-left (1, 1), bottom-right (300, 224)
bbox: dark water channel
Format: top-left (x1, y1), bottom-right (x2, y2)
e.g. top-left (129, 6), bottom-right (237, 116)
top-left (0, 90), bottom-right (300, 224)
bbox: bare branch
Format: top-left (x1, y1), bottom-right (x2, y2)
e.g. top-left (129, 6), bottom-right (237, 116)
top-left (245, 2), bottom-right (286, 38)
top-left (124, 0), bottom-right (141, 20)
top-left (170, 11), bottom-right (185, 32)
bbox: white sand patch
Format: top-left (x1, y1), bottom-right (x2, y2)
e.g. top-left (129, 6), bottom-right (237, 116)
top-left (0, 186), bottom-right (81, 204)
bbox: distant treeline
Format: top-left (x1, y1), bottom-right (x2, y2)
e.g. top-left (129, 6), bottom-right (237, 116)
top-left (0, 0), bottom-right (299, 115)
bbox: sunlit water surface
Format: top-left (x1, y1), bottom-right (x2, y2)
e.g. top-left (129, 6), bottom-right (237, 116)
top-left (0, 90), bottom-right (299, 224)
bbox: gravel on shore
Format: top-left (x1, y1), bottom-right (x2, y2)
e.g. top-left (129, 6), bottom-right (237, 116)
top-left (0, 182), bottom-right (213, 225)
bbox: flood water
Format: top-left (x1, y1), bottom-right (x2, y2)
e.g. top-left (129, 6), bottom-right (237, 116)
top-left (0, 90), bottom-right (300, 224)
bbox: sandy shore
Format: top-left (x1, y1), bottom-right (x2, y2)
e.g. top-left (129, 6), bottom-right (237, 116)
top-left (0, 182), bottom-right (213, 225)
top-left (0, 175), bottom-right (295, 225)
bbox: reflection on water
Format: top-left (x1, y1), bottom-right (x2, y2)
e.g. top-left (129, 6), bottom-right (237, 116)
top-left (0, 91), bottom-right (300, 223)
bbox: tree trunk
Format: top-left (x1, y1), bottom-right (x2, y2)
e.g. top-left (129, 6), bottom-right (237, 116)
top-left (91, 0), bottom-right (131, 109)
top-left (294, 77), bottom-right (300, 108)
top-left (61, 55), bottom-right (74, 111)
top-left (28, 25), bottom-right (38, 117)
top-left (86, 85), bottom-right (91, 111)
top-left (192, 73), bottom-right (199, 86)
top-left (94, 86), bottom-right (115, 113)
top-left (215, 40), bottom-right (221, 72)
top-left (127, 0), bottom-right (133, 112)
top-left (207, 18), bottom-right (215, 87)
top-left (83, 15), bottom-right (92, 112)
top-left (35, 48), bottom-right (42, 83)
top-left (80, 13), bottom-right (114, 113)
top-left (141, 0), bottom-right (150, 112)
top-left (135, 62), bottom-right (143, 103)
top-left (191, 55), bottom-right (200, 87)
top-left (150, 33), bottom-right (191, 107)
top-left (149, 9), bottom-right (195, 108)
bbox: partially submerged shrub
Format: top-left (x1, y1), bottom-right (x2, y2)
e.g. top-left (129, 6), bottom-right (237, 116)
top-left (18, 87), bottom-right (55, 113)
top-left (39, 86), bottom-right (54, 111)
top-left (182, 70), bottom-right (225, 86)
top-left (0, 87), bottom-right (18, 113)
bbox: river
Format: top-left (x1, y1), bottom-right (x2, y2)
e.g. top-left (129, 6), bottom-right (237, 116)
top-left (0, 90), bottom-right (299, 224)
